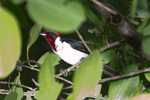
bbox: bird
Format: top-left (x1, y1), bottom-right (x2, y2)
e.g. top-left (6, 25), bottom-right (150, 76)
top-left (39, 31), bottom-right (120, 76)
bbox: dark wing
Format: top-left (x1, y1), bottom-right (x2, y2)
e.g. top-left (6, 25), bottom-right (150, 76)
top-left (60, 38), bottom-right (90, 54)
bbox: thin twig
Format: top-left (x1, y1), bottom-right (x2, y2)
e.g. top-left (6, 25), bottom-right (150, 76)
top-left (0, 89), bottom-right (35, 96)
top-left (18, 60), bottom-right (41, 66)
top-left (90, 0), bottom-right (118, 15)
top-left (62, 86), bottom-right (73, 90)
top-left (18, 64), bottom-right (40, 72)
top-left (0, 81), bottom-right (35, 91)
top-left (55, 61), bottom-right (81, 77)
top-left (75, 29), bottom-right (92, 54)
top-left (62, 92), bottom-right (110, 100)
top-left (99, 67), bottom-right (150, 84)
top-left (54, 75), bottom-right (73, 85)
top-left (0, 89), bottom-right (10, 95)
top-left (99, 40), bottom-right (125, 52)
top-left (127, 18), bottom-right (140, 26)
top-left (32, 79), bottom-right (40, 87)
top-left (62, 92), bottom-right (74, 96)
top-left (87, 95), bottom-right (110, 100)
top-left (134, 15), bottom-right (145, 19)
top-left (19, 64), bottom-right (73, 85)
top-left (8, 77), bottom-right (11, 91)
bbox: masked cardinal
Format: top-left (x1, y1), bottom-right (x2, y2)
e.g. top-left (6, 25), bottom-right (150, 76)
top-left (39, 31), bottom-right (120, 76)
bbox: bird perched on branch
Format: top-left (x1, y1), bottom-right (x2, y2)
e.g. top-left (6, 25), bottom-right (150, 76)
top-left (39, 31), bottom-right (120, 76)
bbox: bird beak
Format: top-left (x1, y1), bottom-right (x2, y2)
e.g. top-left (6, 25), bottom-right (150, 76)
top-left (39, 33), bottom-right (46, 36)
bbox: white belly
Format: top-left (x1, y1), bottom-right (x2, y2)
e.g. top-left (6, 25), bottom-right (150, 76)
top-left (54, 38), bottom-right (88, 65)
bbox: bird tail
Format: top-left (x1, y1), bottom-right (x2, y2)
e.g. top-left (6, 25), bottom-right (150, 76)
top-left (103, 64), bottom-right (121, 76)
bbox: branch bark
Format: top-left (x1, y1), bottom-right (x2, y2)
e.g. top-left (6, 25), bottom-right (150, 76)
top-left (99, 67), bottom-right (150, 84)
top-left (89, 0), bottom-right (150, 61)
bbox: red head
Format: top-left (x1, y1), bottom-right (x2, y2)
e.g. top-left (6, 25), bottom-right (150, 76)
top-left (39, 31), bottom-right (61, 52)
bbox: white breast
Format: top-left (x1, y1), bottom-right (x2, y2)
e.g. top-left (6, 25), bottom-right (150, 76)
top-left (54, 37), bottom-right (89, 65)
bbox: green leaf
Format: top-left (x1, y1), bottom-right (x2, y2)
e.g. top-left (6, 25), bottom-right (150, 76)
top-left (137, 16), bottom-right (149, 34)
top-left (4, 92), bottom-right (18, 100)
top-left (131, 0), bottom-right (139, 19)
top-left (143, 24), bottom-right (150, 36)
top-left (108, 0), bottom-right (129, 16)
top-left (11, 0), bottom-right (25, 5)
top-left (84, 1), bottom-right (101, 24)
top-left (73, 50), bottom-right (103, 100)
top-left (27, 24), bottom-right (41, 51)
top-left (97, 40), bottom-right (113, 64)
top-left (142, 35), bottom-right (150, 54)
top-left (27, 24), bottom-right (41, 65)
top-left (137, 0), bottom-right (150, 19)
top-left (108, 64), bottom-right (139, 100)
top-left (145, 73), bottom-right (150, 82)
top-left (37, 51), bottom-right (51, 64)
top-left (2, 1), bottom-right (27, 27)
top-left (12, 76), bottom-right (23, 100)
top-left (0, 7), bottom-right (21, 79)
top-left (26, 0), bottom-right (86, 33)
top-left (144, 60), bottom-right (150, 82)
top-left (34, 53), bottom-right (63, 100)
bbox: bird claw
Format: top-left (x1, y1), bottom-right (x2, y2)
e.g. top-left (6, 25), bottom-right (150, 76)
top-left (61, 70), bottom-right (68, 76)
top-left (71, 65), bottom-right (79, 71)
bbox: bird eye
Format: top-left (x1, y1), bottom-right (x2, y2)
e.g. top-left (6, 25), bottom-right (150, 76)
top-left (49, 32), bottom-right (52, 35)
top-left (47, 32), bottom-right (52, 36)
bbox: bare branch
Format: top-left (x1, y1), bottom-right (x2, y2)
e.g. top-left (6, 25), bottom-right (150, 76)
top-left (62, 92), bottom-right (73, 96)
top-left (62, 86), bottom-right (73, 90)
top-left (18, 64), bottom-right (40, 72)
top-left (18, 60), bottom-right (41, 66)
top-left (75, 29), bottom-right (92, 54)
top-left (134, 15), bottom-right (145, 19)
top-left (62, 92), bottom-right (110, 100)
top-left (0, 89), bottom-right (10, 95)
top-left (55, 61), bottom-right (81, 77)
top-left (99, 67), bottom-right (150, 84)
top-left (0, 81), bottom-right (35, 91)
top-left (99, 40), bottom-right (125, 52)
top-left (20, 64), bottom-right (73, 85)
top-left (54, 75), bottom-right (73, 85)
top-left (90, 0), bottom-right (117, 15)
top-left (87, 95), bottom-right (110, 100)
top-left (32, 79), bottom-right (40, 87)
top-left (0, 89), bottom-right (35, 96)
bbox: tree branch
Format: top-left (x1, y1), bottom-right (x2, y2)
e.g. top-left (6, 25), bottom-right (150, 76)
top-left (18, 60), bottom-right (41, 66)
top-left (0, 81), bottom-right (35, 91)
top-left (19, 64), bottom-right (73, 85)
top-left (55, 61), bottom-right (81, 77)
top-left (99, 67), bottom-right (150, 84)
top-left (87, 95), bottom-right (110, 100)
top-left (75, 29), bottom-right (92, 54)
top-left (99, 40), bottom-right (124, 52)
top-left (0, 89), bottom-right (35, 96)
